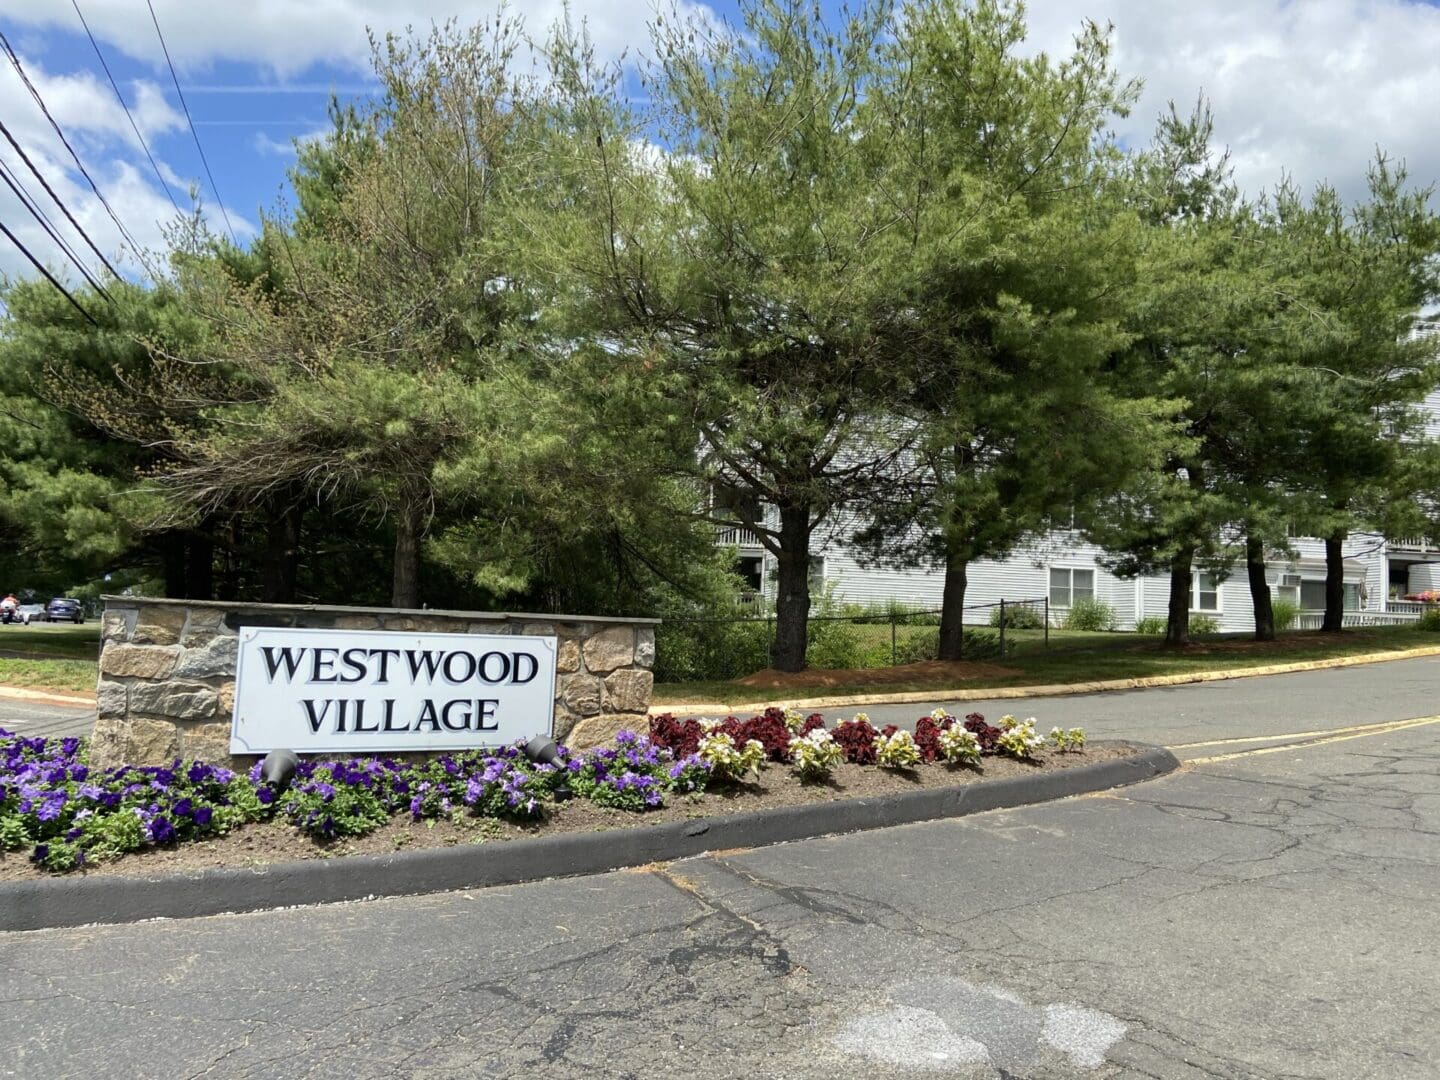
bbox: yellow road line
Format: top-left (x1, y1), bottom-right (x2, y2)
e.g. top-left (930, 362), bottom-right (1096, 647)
top-left (1168, 717), bottom-right (1433, 749)
top-left (1185, 714), bottom-right (1440, 764)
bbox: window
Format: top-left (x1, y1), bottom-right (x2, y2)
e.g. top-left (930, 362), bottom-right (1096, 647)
top-left (1049, 567), bottom-right (1094, 608)
top-left (808, 556), bottom-right (826, 594)
top-left (1192, 572), bottom-right (1220, 612)
top-left (1277, 574), bottom-right (1302, 606)
top-left (735, 556), bottom-right (763, 594)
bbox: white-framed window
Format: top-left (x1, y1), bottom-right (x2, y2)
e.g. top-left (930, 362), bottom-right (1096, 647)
top-left (1049, 567), bottom-right (1094, 608)
top-left (808, 556), bottom-right (826, 594)
top-left (1277, 573), bottom-right (1302, 606)
top-left (1297, 579), bottom-right (1364, 610)
top-left (1192, 571), bottom-right (1220, 612)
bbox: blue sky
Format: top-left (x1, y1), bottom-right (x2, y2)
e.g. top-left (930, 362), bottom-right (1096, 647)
top-left (1, 0), bottom-right (1439, 281)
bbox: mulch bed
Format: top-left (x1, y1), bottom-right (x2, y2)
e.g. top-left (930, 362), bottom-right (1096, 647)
top-left (0, 742), bottom-right (1141, 882)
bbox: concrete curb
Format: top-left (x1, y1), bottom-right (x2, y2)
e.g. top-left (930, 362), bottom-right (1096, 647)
top-left (0, 685), bottom-right (95, 708)
top-left (652, 644), bottom-right (1440, 716)
top-left (0, 745), bottom-right (1178, 933)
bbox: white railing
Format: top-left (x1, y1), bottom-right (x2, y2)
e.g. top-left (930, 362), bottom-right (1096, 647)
top-left (1389, 536), bottom-right (1435, 552)
top-left (1292, 609), bottom-right (1421, 629)
top-left (715, 523), bottom-right (765, 548)
top-left (1386, 600), bottom-right (1431, 615)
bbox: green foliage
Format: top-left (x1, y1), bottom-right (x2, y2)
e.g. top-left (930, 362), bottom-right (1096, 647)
top-left (1417, 607), bottom-right (1440, 632)
top-left (1134, 616), bottom-right (1168, 635)
top-left (1271, 599), bottom-right (1299, 631)
top-left (1189, 614), bottom-right (1221, 634)
top-left (990, 604), bottom-right (1045, 630)
top-left (1063, 598), bottom-right (1118, 632)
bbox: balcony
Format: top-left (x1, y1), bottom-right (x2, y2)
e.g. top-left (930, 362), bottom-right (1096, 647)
top-left (1389, 537), bottom-right (1439, 554)
top-left (715, 522), bottom-right (765, 549)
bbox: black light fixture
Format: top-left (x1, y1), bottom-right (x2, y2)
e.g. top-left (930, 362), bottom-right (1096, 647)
top-left (523, 735), bottom-right (571, 802)
top-left (259, 748), bottom-right (299, 791)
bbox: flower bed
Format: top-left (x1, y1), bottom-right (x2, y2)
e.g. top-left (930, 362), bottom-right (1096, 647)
top-left (0, 708), bottom-right (1120, 880)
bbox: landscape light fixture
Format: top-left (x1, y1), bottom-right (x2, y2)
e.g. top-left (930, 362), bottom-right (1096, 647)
top-left (259, 748), bottom-right (299, 791)
top-left (523, 735), bottom-right (572, 801)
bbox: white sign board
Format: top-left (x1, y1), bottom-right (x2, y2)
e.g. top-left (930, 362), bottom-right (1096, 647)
top-left (230, 627), bottom-right (557, 754)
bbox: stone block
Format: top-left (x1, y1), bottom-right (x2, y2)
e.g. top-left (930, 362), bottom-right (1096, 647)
top-left (558, 673), bottom-right (603, 717)
top-left (552, 707), bottom-right (581, 744)
top-left (217, 680), bottom-right (236, 716)
top-left (128, 681), bottom-right (219, 722)
top-left (582, 626), bottom-right (634, 674)
top-left (556, 635), bottom-right (580, 674)
top-left (125, 718), bottom-right (180, 765)
top-left (88, 715), bottom-right (129, 769)
top-left (566, 713), bottom-right (650, 751)
top-left (96, 678), bottom-right (127, 719)
top-left (635, 627), bottom-right (656, 669)
top-left (384, 615), bottom-right (465, 632)
top-left (522, 622), bottom-right (556, 637)
top-left (181, 606), bottom-right (229, 644)
top-left (173, 635), bottom-right (239, 680)
top-left (467, 620), bottom-right (510, 635)
top-left (603, 669), bottom-right (654, 714)
top-left (180, 722), bottom-right (235, 765)
top-left (101, 609), bottom-right (134, 644)
top-left (131, 606), bottom-right (187, 646)
top-left (100, 643), bottom-right (181, 680)
top-left (334, 614), bottom-right (381, 630)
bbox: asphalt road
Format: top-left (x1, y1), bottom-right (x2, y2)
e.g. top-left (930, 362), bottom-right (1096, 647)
top-left (0, 697), bottom-right (94, 740)
top-left (5, 658), bottom-right (1440, 1077)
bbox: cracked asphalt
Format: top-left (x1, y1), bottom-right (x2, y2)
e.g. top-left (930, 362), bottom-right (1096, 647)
top-left (6, 658), bottom-right (1440, 1078)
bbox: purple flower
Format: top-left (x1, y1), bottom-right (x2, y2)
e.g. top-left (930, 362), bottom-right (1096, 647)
top-left (256, 787), bottom-right (276, 806)
top-left (149, 816), bottom-right (176, 844)
top-left (172, 797), bottom-right (194, 819)
top-left (193, 806), bottom-right (213, 827)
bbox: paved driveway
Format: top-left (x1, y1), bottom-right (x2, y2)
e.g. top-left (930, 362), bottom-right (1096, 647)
top-left (0, 697), bottom-right (94, 740)
top-left (5, 658), bottom-right (1440, 1078)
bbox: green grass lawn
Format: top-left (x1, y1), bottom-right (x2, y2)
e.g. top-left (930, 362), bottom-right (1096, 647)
top-left (0, 658), bottom-right (98, 694)
top-left (0, 623), bottom-right (102, 660)
top-left (652, 625), bottom-right (1440, 705)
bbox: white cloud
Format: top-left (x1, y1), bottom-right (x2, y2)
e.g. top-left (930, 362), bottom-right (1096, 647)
top-left (252, 127), bottom-right (330, 158)
top-left (0, 50), bottom-right (251, 280)
top-left (1022, 0), bottom-right (1440, 202)
top-left (0, 0), bottom-right (717, 77)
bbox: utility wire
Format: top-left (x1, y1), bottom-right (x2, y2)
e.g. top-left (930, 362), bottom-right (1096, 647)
top-left (0, 157), bottom-right (113, 300)
top-left (72, 0), bottom-right (182, 216)
top-left (0, 115), bottom-right (123, 281)
top-left (145, 0), bottom-right (237, 244)
top-left (0, 217), bottom-right (99, 325)
top-left (0, 30), bottom-right (140, 261)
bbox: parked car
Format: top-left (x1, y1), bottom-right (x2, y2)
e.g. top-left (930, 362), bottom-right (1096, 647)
top-left (44, 597), bottom-right (85, 624)
top-left (16, 603), bottom-right (45, 625)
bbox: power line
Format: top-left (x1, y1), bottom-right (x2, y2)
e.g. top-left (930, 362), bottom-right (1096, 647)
top-left (71, 0), bottom-right (182, 216)
top-left (0, 157), bottom-right (113, 300)
top-left (146, 0), bottom-right (237, 245)
top-left (0, 115), bottom-right (123, 281)
top-left (0, 217), bottom-right (99, 325)
top-left (0, 30), bottom-right (141, 260)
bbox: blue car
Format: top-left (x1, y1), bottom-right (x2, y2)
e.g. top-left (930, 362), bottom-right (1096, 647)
top-left (44, 598), bottom-right (85, 624)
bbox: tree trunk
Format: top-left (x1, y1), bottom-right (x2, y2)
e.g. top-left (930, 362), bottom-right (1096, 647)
top-left (391, 502), bottom-right (422, 609)
top-left (160, 532), bottom-right (186, 599)
top-left (937, 545), bottom-right (968, 661)
top-left (1246, 532), bottom-right (1275, 642)
top-left (770, 504), bottom-right (812, 673)
top-left (262, 503), bottom-right (304, 603)
top-left (1322, 530), bottom-right (1346, 633)
top-left (185, 530), bottom-right (214, 601)
top-left (1164, 546), bottom-right (1193, 648)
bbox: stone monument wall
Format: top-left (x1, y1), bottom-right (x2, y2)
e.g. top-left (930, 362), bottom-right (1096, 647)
top-left (92, 597), bottom-right (658, 768)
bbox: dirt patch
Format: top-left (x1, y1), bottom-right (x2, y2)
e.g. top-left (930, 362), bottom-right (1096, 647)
top-left (735, 658), bottom-right (1022, 691)
top-left (0, 742), bottom-right (1142, 882)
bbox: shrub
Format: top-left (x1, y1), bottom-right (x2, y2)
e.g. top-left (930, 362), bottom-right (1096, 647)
top-left (790, 728), bottom-right (843, 781)
top-left (995, 715), bottom-right (1043, 759)
top-left (893, 626), bottom-right (1003, 663)
top-left (989, 604), bottom-right (1045, 630)
top-left (1271, 600), bottom-right (1298, 632)
top-left (654, 617), bottom-right (770, 682)
top-left (873, 729), bottom-right (922, 769)
top-left (938, 727), bottom-right (981, 765)
top-left (962, 712), bottom-right (1000, 753)
top-left (1134, 616), bottom-right (1167, 635)
top-left (697, 730), bottom-right (765, 782)
top-left (832, 715), bottom-right (880, 764)
top-left (806, 617), bottom-right (865, 669)
top-left (1049, 727), bottom-right (1086, 752)
top-left (1189, 614), bottom-right (1221, 634)
top-left (1419, 606), bottom-right (1440, 631)
top-left (1063, 597), bottom-right (1117, 631)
